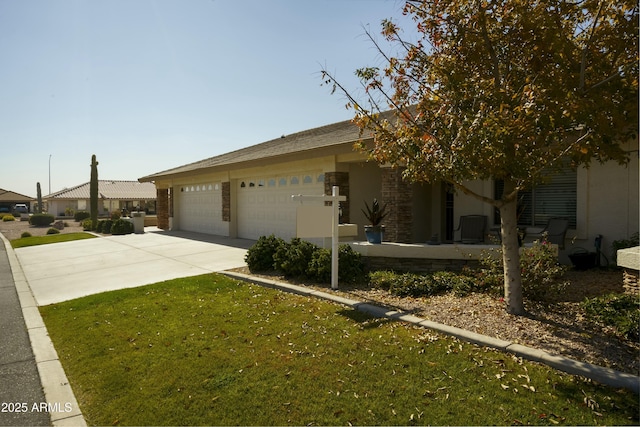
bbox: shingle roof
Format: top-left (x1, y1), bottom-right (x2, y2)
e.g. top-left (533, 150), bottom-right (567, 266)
top-left (45, 181), bottom-right (157, 200)
top-left (0, 188), bottom-right (33, 202)
top-left (139, 116), bottom-right (373, 182)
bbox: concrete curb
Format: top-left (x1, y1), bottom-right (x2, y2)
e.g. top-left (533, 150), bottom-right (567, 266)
top-left (221, 271), bottom-right (640, 394)
top-left (0, 234), bottom-right (87, 426)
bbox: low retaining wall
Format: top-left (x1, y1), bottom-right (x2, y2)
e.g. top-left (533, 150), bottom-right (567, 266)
top-left (362, 256), bottom-right (479, 273)
top-left (348, 241), bottom-right (553, 273)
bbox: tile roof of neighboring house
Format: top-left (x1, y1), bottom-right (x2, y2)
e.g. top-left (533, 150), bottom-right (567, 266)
top-left (45, 181), bottom-right (157, 200)
top-left (139, 115), bottom-right (375, 182)
top-left (0, 188), bottom-right (34, 202)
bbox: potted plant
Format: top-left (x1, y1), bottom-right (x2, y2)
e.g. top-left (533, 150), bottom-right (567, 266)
top-left (362, 198), bottom-right (388, 244)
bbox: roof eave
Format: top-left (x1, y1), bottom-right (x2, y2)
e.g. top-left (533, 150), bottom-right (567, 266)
top-left (139, 138), bottom-right (373, 183)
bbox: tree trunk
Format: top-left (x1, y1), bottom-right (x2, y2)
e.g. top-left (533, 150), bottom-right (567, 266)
top-left (499, 181), bottom-right (525, 315)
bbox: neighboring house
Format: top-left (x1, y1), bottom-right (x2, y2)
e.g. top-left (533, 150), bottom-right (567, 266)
top-left (0, 188), bottom-right (33, 213)
top-left (139, 117), bottom-right (639, 262)
top-left (44, 180), bottom-right (157, 217)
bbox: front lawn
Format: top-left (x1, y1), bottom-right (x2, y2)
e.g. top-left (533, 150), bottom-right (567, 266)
top-left (11, 232), bottom-right (96, 249)
top-left (39, 274), bottom-right (638, 426)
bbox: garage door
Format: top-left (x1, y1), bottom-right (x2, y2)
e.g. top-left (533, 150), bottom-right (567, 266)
top-left (237, 173), bottom-right (324, 240)
top-left (177, 182), bottom-right (227, 235)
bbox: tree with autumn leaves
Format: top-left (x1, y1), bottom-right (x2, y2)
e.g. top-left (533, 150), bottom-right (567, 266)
top-left (322, 0), bottom-right (638, 315)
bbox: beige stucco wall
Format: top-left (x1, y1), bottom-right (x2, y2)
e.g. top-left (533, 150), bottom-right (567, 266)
top-left (574, 139), bottom-right (639, 255)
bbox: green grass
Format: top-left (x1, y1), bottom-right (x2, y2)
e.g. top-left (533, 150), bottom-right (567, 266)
top-left (40, 274), bottom-right (638, 426)
top-left (11, 232), bottom-right (96, 248)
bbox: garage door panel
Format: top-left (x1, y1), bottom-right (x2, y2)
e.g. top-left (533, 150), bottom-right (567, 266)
top-left (237, 174), bottom-right (324, 240)
top-left (178, 183), bottom-right (226, 235)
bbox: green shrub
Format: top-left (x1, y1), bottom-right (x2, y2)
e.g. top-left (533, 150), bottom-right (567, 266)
top-left (46, 227), bottom-right (60, 235)
top-left (307, 245), bottom-right (366, 284)
top-left (273, 238), bottom-right (319, 278)
top-left (611, 232), bottom-right (639, 265)
top-left (81, 219), bottom-right (94, 231)
top-left (29, 213), bottom-right (55, 226)
top-left (111, 211), bottom-right (121, 220)
top-left (245, 234), bottom-right (286, 272)
top-left (96, 220), bottom-right (104, 233)
top-left (370, 271), bottom-right (432, 297)
top-left (111, 219), bottom-right (133, 235)
top-left (74, 211), bottom-right (91, 222)
top-left (431, 271), bottom-right (477, 296)
top-left (2, 214), bottom-right (15, 222)
top-left (582, 293), bottom-right (640, 340)
top-left (21, 232), bottom-right (32, 238)
top-left (475, 238), bottom-right (568, 301)
top-left (102, 219), bottom-right (114, 234)
top-left (369, 270), bottom-right (479, 298)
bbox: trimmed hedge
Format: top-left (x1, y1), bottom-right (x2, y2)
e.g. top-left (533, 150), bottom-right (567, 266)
top-left (74, 211), bottom-right (91, 222)
top-left (245, 236), bottom-right (366, 284)
top-left (111, 219), bottom-right (133, 235)
top-left (369, 270), bottom-right (478, 297)
top-left (245, 235), bottom-right (285, 272)
top-left (29, 213), bottom-right (55, 226)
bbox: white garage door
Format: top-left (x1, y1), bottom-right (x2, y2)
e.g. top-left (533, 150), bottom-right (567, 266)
top-left (237, 173), bottom-right (324, 240)
top-left (177, 182), bottom-right (227, 235)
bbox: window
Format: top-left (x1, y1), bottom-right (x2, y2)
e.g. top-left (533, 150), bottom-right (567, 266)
top-left (494, 166), bottom-right (577, 228)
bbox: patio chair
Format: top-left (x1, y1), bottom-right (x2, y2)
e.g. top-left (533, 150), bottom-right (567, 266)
top-left (532, 217), bottom-right (569, 249)
top-left (454, 215), bottom-right (487, 244)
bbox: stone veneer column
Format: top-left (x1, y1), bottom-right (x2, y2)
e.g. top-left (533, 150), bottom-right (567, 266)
top-left (156, 188), bottom-right (169, 230)
top-left (381, 167), bottom-right (413, 243)
top-left (324, 171), bottom-right (350, 223)
top-left (222, 182), bottom-right (231, 222)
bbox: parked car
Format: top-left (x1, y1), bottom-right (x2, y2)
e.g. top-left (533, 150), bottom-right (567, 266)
top-left (14, 204), bottom-right (28, 213)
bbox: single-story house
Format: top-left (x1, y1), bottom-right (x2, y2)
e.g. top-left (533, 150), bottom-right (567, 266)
top-left (44, 180), bottom-right (157, 217)
top-left (0, 188), bottom-right (33, 213)
top-left (139, 117), bottom-right (639, 264)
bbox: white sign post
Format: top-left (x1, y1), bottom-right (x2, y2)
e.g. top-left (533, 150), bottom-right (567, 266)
top-left (292, 185), bottom-right (346, 290)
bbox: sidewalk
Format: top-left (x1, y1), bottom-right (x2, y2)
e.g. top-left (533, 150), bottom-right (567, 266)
top-left (0, 233), bottom-right (85, 426)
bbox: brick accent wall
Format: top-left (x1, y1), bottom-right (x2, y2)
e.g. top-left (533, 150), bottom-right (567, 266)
top-left (381, 167), bottom-right (413, 243)
top-left (324, 172), bottom-right (350, 223)
top-left (156, 188), bottom-right (169, 230)
top-left (222, 182), bottom-right (231, 222)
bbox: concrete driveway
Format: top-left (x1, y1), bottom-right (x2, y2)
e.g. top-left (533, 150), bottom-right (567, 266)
top-left (15, 229), bottom-right (253, 306)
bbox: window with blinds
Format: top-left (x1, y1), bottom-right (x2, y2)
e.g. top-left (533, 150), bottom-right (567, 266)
top-left (494, 166), bottom-right (577, 229)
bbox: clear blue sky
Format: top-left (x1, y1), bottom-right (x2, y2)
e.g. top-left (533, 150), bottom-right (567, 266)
top-left (0, 0), bottom-right (413, 198)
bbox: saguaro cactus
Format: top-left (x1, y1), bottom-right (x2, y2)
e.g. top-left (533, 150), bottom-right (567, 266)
top-left (90, 154), bottom-right (99, 229)
top-left (36, 182), bottom-right (42, 213)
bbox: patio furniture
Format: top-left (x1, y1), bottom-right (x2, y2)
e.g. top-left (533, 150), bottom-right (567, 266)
top-left (531, 217), bottom-right (569, 249)
top-left (454, 215), bottom-right (487, 244)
